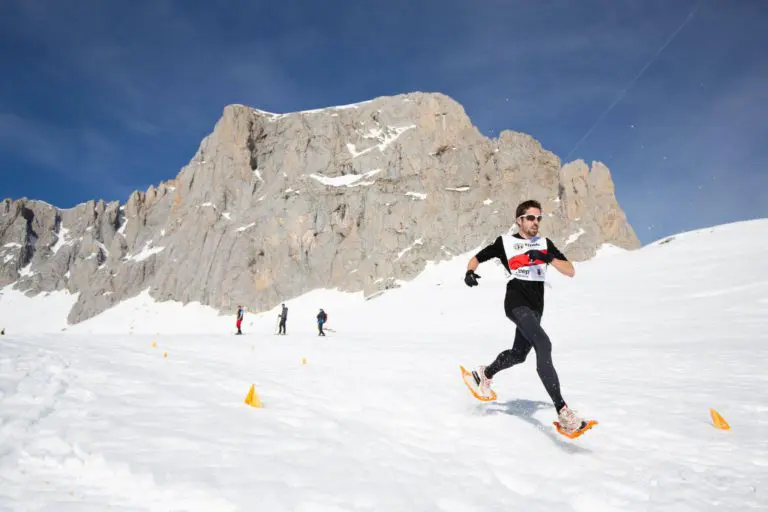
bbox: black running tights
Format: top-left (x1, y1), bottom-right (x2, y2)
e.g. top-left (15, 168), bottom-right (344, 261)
top-left (485, 306), bottom-right (566, 411)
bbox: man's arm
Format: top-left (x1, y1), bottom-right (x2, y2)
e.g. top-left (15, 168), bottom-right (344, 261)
top-left (468, 236), bottom-right (504, 270)
top-left (551, 258), bottom-right (575, 277)
top-left (547, 239), bottom-right (575, 277)
top-left (465, 236), bottom-right (504, 287)
top-left (467, 255), bottom-right (480, 272)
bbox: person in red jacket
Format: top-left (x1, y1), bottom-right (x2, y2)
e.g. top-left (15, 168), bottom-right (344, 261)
top-left (236, 305), bottom-right (244, 335)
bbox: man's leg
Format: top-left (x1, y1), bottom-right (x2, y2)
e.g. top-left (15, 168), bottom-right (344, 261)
top-left (484, 328), bottom-right (532, 379)
top-left (506, 306), bottom-right (566, 412)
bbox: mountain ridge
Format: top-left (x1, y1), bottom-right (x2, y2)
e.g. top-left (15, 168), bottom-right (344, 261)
top-left (0, 91), bottom-right (640, 324)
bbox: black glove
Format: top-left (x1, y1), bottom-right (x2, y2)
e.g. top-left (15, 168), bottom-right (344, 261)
top-left (464, 270), bottom-right (481, 287)
top-left (526, 249), bottom-right (553, 264)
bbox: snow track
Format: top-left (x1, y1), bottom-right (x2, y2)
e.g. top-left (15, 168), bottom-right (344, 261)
top-left (0, 219), bottom-right (766, 510)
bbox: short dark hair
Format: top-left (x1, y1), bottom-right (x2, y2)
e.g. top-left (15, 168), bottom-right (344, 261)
top-left (515, 200), bottom-right (542, 218)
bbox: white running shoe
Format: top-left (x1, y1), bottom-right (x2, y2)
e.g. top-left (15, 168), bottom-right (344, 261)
top-left (471, 366), bottom-right (494, 399)
top-left (557, 405), bottom-right (586, 433)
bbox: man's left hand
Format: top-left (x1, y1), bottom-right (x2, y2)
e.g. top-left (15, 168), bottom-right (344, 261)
top-left (526, 249), bottom-right (553, 264)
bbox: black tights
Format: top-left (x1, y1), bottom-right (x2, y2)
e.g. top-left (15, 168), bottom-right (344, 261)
top-left (485, 306), bottom-right (566, 411)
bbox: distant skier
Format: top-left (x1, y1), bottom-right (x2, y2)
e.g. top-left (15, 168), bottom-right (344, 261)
top-left (462, 199), bottom-right (593, 436)
top-left (236, 305), bottom-right (245, 335)
top-left (316, 308), bottom-right (327, 336)
top-left (278, 303), bottom-right (288, 335)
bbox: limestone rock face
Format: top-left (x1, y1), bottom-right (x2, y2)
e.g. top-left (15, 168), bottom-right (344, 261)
top-left (0, 92), bottom-right (640, 324)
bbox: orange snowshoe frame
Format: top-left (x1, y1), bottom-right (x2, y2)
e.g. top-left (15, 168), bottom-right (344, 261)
top-left (553, 420), bottom-right (598, 439)
top-left (460, 365), bottom-right (497, 402)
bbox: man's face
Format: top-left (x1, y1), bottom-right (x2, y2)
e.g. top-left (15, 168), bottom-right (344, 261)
top-left (517, 207), bottom-right (542, 238)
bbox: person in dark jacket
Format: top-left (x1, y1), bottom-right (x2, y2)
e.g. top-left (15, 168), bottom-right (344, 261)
top-left (316, 309), bottom-right (327, 336)
top-left (278, 303), bottom-right (288, 335)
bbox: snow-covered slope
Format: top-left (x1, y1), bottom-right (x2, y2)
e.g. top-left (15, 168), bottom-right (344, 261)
top-left (1, 219), bottom-right (766, 510)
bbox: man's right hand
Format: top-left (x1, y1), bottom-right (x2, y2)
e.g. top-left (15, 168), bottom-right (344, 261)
top-left (464, 270), bottom-right (481, 287)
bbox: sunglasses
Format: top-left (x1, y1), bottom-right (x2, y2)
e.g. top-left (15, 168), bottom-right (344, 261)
top-left (519, 214), bottom-right (543, 222)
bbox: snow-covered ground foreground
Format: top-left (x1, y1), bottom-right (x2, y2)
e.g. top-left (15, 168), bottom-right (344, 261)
top-left (1, 219), bottom-right (767, 511)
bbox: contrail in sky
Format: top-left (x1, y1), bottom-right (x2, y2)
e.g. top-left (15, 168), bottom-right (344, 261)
top-left (565, 2), bottom-right (701, 161)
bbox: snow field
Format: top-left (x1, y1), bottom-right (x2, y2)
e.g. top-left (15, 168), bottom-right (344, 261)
top-left (0, 219), bottom-right (766, 510)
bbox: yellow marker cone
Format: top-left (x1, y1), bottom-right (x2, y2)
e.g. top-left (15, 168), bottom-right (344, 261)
top-left (151, 341), bottom-right (157, 348)
top-left (163, 352), bottom-right (168, 359)
top-left (710, 408), bottom-right (730, 430)
top-left (302, 357), bottom-right (307, 365)
top-left (244, 384), bottom-right (262, 408)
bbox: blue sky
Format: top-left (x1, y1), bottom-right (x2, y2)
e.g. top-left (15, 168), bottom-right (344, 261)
top-left (1, 0), bottom-right (766, 244)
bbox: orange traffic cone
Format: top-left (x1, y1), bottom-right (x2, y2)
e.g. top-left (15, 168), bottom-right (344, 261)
top-left (710, 408), bottom-right (730, 430)
top-left (244, 384), bottom-right (262, 408)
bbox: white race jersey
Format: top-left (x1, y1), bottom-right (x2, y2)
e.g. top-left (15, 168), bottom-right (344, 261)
top-left (500, 235), bottom-right (549, 282)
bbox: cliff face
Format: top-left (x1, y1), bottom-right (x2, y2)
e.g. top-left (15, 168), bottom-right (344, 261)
top-left (0, 92), bottom-right (640, 324)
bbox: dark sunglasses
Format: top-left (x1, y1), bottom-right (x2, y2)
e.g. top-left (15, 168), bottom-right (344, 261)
top-left (519, 214), bottom-right (543, 222)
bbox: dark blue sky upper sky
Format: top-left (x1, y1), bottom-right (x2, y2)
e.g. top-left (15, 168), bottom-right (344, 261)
top-left (1, 0), bottom-right (766, 244)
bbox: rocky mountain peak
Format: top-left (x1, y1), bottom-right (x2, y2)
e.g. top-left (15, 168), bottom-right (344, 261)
top-left (0, 91), bottom-right (640, 324)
